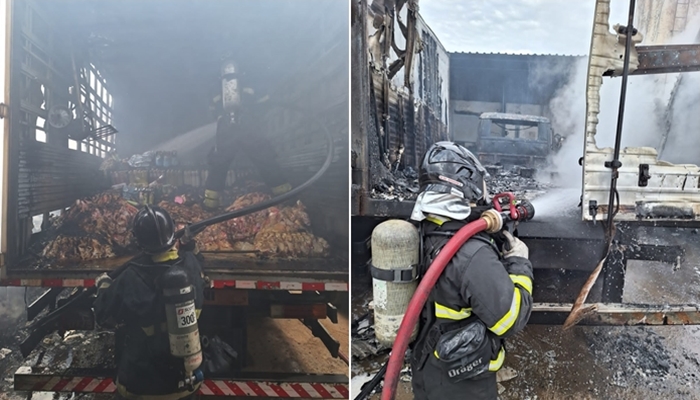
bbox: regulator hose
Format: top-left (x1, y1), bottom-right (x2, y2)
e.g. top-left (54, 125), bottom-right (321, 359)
top-left (381, 218), bottom-right (490, 400)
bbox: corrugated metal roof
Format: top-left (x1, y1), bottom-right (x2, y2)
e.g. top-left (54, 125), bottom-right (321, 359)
top-left (450, 51), bottom-right (586, 58)
top-left (449, 52), bottom-right (582, 104)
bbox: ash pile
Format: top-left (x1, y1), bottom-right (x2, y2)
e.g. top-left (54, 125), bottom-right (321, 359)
top-left (351, 302), bottom-right (390, 364)
top-left (370, 167), bottom-right (421, 201)
top-left (484, 165), bottom-right (552, 201)
top-left (351, 292), bottom-right (412, 397)
top-left (587, 327), bottom-right (673, 389)
top-left (369, 164), bottom-right (551, 202)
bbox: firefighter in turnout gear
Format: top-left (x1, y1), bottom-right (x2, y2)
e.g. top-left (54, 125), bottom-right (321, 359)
top-left (94, 205), bottom-right (205, 399)
top-left (409, 142), bottom-right (534, 400)
top-left (204, 59), bottom-right (291, 209)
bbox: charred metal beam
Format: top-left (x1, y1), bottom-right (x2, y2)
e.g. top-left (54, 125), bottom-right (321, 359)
top-left (528, 303), bottom-right (700, 325)
top-left (302, 318), bottom-right (341, 360)
top-left (524, 236), bottom-right (683, 269)
top-left (363, 198), bottom-right (414, 218)
top-left (601, 245), bottom-right (625, 303)
top-left (525, 238), bottom-right (603, 271)
top-left (608, 45), bottom-right (700, 76)
top-left (26, 288), bottom-right (63, 321)
top-left (625, 243), bottom-right (683, 264)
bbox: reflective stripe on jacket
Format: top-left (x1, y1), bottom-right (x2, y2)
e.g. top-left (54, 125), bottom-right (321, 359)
top-left (417, 219), bottom-right (534, 373)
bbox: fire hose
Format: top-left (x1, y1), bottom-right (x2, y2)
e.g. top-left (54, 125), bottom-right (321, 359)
top-left (19, 106), bottom-right (336, 357)
top-left (356, 194), bottom-right (534, 400)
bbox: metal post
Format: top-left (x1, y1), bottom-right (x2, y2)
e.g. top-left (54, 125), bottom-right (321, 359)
top-left (601, 244), bottom-right (626, 303)
top-left (605, 0), bottom-right (636, 228)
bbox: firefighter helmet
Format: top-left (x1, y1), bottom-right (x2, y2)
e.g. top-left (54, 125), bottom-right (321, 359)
top-left (418, 141), bottom-right (489, 202)
top-left (132, 205), bottom-right (176, 254)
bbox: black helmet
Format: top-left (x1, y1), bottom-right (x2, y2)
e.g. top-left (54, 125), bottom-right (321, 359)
top-left (418, 141), bottom-right (489, 202)
top-left (132, 205), bottom-right (176, 254)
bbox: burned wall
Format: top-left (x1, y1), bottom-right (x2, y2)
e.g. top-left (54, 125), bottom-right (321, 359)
top-left (359, 0), bottom-right (449, 183)
top-left (264, 24), bottom-right (349, 251)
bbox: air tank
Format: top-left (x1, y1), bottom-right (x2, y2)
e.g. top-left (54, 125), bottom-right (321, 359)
top-left (371, 219), bottom-right (419, 347)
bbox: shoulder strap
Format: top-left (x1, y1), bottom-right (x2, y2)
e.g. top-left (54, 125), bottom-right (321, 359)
top-left (419, 221), bottom-right (502, 277)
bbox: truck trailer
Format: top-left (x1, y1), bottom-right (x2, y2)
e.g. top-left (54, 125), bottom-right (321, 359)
top-left (0, 0), bottom-right (350, 397)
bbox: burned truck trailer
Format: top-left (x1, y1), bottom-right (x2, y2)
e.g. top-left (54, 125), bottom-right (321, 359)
top-left (352, 0), bottom-right (700, 333)
top-left (0, 0), bottom-right (349, 396)
top-left (351, 0), bottom-right (449, 220)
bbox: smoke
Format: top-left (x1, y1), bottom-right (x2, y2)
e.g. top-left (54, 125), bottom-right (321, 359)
top-left (48, 0), bottom-right (348, 158)
top-left (542, 57), bottom-right (587, 188)
top-left (0, 288), bottom-right (26, 325)
top-left (663, 71), bottom-right (700, 163)
top-left (660, 13), bottom-right (700, 163)
top-left (545, 15), bottom-right (700, 189)
top-left (147, 122), bottom-right (217, 164)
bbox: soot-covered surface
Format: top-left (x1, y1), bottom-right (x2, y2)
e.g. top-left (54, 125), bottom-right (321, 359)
top-left (351, 223), bottom-right (700, 400)
top-left (370, 165), bottom-right (552, 203)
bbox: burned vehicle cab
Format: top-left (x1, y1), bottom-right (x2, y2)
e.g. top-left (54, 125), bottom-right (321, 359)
top-left (475, 112), bottom-right (553, 169)
top-left (0, 0), bottom-right (349, 394)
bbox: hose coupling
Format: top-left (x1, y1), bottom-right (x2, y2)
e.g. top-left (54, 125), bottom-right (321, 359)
top-left (481, 209), bottom-right (503, 233)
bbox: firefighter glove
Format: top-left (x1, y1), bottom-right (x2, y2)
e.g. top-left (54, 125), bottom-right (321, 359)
top-left (501, 230), bottom-right (528, 259)
top-left (95, 273), bottom-right (113, 293)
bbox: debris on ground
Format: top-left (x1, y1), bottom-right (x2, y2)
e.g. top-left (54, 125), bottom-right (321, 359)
top-left (351, 297), bottom-right (389, 365)
top-left (369, 165), bottom-right (553, 202)
top-left (587, 327), bottom-right (671, 387)
top-left (370, 167), bottom-right (420, 201)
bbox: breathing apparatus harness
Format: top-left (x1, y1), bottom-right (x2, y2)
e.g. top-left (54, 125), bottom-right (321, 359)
top-left (356, 192), bottom-right (534, 400)
top-left (418, 193), bottom-right (534, 276)
top-left (415, 193), bottom-right (533, 371)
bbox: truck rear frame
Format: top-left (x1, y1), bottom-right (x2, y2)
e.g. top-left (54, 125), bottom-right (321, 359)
top-left (0, 0), bottom-right (350, 397)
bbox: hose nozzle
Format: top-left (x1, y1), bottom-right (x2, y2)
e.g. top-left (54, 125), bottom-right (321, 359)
top-left (514, 199), bottom-right (535, 222)
top-left (491, 192), bottom-right (535, 222)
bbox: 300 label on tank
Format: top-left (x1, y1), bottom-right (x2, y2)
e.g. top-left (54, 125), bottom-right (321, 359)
top-left (176, 302), bottom-right (197, 328)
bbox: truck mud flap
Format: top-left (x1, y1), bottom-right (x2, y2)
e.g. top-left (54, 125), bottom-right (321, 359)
top-left (14, 367), bottom-right (349, 398)
top-left (528, 303), bottom-right (700, 326)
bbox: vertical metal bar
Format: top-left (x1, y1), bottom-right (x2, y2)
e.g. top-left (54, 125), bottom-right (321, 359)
top-left (605, 0), bottom-right (636, 228)
top-left (351, 0), bottom-right (369, 214)
top-left (601, 245), bottom-right (626, 303)
top-left (1, 0), bottom-right (16, 269)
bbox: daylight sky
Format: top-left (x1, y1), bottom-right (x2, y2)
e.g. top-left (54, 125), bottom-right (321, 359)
top-left (420, 0), bottom-right (632, 55)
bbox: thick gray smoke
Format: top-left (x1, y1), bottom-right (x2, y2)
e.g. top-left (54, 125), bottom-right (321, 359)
top-left (660, 13), bottom-right (700, 163)
top-left (148, 122), bottom-right (217, 164)
top-left (545, 15), bottom-right (700, 189)
top-left (48, 0), bottom-right (347, 158)
top-left (0, 288), bottom-right (25, 327)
